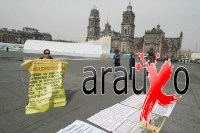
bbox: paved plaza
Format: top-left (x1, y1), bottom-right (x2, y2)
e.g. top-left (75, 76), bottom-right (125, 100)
top-left (0, 51), bottom-right (200, 133)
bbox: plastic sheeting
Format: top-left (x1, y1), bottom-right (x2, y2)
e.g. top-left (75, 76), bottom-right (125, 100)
top-left (23, 40), bottom-right (102, 58)
top-left (123, 54), bottom-right (131, 58)
top-left (79, 36), bottom-right (111, 54)
top-left (191, 53), bottom-right (200, 60)
top-left (105, 53), bottom-right (115, 59)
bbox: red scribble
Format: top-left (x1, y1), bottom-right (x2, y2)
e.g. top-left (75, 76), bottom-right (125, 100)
top-left (136, 63), bottom-right (142, 71)
top-left (156, 53), bottom-right (160, 59)
top-left (138, 53), bottom-right (182, 127)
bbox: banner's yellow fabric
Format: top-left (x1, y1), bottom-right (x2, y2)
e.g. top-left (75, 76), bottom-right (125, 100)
top-left (21, 59), bottom-right (68, 114)
top-left (100, 55), bottom-right (107, 60)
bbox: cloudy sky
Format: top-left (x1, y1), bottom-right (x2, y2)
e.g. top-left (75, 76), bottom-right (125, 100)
top-left (0, 0), bottom-right (199, 51)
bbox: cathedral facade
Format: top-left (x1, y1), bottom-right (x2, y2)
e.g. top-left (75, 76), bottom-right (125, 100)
top-left (86, 3), bottom-right (183, 58)
top-left (134, 25), bottom-right (183, 58)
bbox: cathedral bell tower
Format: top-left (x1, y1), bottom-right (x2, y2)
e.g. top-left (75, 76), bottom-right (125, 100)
top-left (120, 2), bottom-right (135, 52)
top-left (86, 6), bottom-right (100, 41)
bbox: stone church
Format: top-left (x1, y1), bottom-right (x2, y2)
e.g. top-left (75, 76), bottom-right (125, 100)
top-left (86, 3), bottom-right (183, 58)
top-left (134, 25), bottom-right (183, 58)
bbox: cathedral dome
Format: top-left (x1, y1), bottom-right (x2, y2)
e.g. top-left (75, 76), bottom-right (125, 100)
top-left (127, 3), bottom-right (132, 11)
top-left (90, 9), bottom-right (99, 17)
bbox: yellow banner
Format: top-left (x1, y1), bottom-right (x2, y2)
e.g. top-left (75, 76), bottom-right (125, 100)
top-left (100, 55), bottom-right (107, 60)
top-left (21, 59), bottom-right (68, 114)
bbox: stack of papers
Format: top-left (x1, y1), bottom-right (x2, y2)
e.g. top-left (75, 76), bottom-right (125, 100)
top-left (56, 120), bottom-right (107, 133)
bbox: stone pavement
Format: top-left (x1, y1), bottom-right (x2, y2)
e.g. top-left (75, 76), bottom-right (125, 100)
top-left (0, 50), bottom-right (200, 133)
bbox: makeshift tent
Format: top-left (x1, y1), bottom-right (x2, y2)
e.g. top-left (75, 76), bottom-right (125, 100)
top-left (23, 40), bottom-right (103, 58)
top-left (191, 53), bottom-right (200, 60)
top-left (79, 35), bottom-right (111, 54)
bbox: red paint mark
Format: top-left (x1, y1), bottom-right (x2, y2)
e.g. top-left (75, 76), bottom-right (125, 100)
top-left (139, 53), bottom-right (182, 125)
top-left (156, 53), bottom-right (160, 59)
top-left (136, 63), bottom-right (142, 71)
top-left (153, 129), bottom-right (157, 133)
top-left (149, 119), bottom-right (152, 124)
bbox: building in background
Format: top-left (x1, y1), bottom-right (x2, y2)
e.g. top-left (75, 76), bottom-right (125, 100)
top-left (0, 27), bottom-right (52, 44)
top-left (86, 3), bottom-right (184, 57)
top-left (134, 25), bottom-right (183, 58)
top-left (180, 49), bottom-right (192, 58)
top-left (86, 2), bottom-right (135, 53)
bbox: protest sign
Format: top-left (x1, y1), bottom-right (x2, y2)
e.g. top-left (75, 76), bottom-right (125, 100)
top-left (87, 103), bottom-right (166, 133)
top-left (21, 59), bottom-right (68, 114)
top-left (120, 94), bottom-right (176, 117)
top-left (57, 120), bottom-right (107, 133)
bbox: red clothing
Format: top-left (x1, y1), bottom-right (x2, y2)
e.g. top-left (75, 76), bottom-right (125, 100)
top-left (151, 57), bottom-right (156, 63)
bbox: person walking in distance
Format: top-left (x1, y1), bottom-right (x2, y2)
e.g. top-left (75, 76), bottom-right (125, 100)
top-left (129, 54), bottom-right (135, 80)
top-left (6, 47), bottom-right (9, 52)
top-left (40, 49), bottom-right (53, 59)
top-left (113, 53), bottom-right (117, 64)
top-left (114, 55), bottom-right (120, 78)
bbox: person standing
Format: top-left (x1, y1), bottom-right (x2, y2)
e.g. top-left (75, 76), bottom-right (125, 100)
top-left (114, 55), bottom-right (120, 78)
top-left (113, 53), bottom-right (117, 63)
top-left (6, 47), bottom-right (9, 52)
top-left (40, 49), bottom-right (53, 59)
top-left (129, 54), bottom-right (135, 80)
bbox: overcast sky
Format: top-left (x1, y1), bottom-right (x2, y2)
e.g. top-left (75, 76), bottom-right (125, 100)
top-left (0, 0), bottom-right (199, 51)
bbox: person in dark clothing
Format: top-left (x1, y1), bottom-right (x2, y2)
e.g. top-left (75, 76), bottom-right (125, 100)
top-left (113, 54), bottom-right (117, 64)
top-left (6, 47), bottom-right (9, 52)
top-left (129, 54), bottom-right (135, 80)
top-left (40, 49), bottom-right (53, 59)
top-left (114, 55), bottom-right (120, 78)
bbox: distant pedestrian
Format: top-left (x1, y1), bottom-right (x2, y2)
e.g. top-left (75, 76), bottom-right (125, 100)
top-left (129, 54), bottom-right (135, 80)
top-left (113, 53), bottom-right (117, 64)
top-left (40, 49), bottom-right (53, 59)
top-left (6, 47), bottom-right (9, 52)
top-left (114, 55), bottom-right (120, 78)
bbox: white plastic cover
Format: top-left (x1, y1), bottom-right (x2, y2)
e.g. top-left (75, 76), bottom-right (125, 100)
top-left (23, 40), bottom-right (102, 58)
top-left (191, 52), bottom-right (200, 60)
top-left (79, 35), bottom-right (111, 54)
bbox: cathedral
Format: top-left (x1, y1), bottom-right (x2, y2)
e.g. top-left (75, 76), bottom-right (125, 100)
top-left (86, 3), bottom-right (183, 58)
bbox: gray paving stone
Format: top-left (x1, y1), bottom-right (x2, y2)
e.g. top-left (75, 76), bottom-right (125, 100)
top-left (61, 104), bottom-right (101, 124)
top-left (0, 96), bottom-right (26, 114)
top-left (0, 108), bottom-right (51, 133)
top-left (0, 89), bottom-right (16, 99)
top-left (0, 85), bottom-right (5, 90)
top-left (161, 103), bottom-right (200, 133)
top-left (28, 118), bottom-right (70, 133)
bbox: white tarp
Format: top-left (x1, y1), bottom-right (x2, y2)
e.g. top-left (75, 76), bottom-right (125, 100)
top-left (79, 35), bottom-right (111, 54)
top-left (23, 40), bottom-right (103, 58)
top-left (191, 52), bottom-right (200, 60)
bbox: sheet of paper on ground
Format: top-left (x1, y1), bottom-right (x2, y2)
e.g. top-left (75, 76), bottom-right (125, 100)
top-left (21, 59), bottom-right (68, 114)
top-left (120, 94), bottom-right (176, 117)
top-left (87, 103), bottom-right (166, 133)
top-left (56, 120), bottom-right (107, 133)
